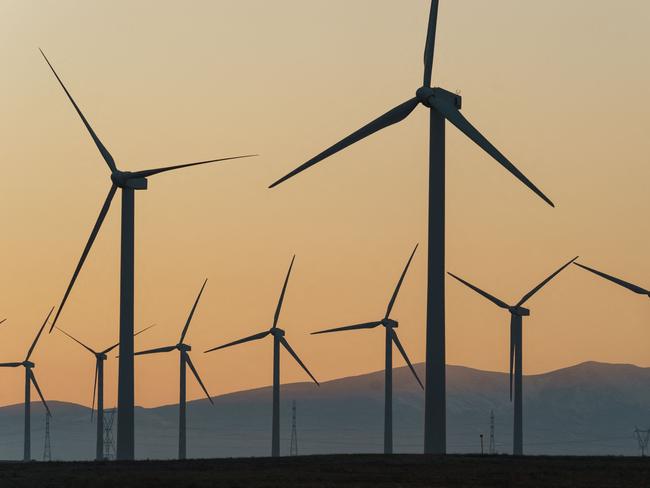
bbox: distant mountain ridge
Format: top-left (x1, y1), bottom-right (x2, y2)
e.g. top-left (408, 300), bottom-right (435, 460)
top-left (0, 361), bottom-right (648, 460)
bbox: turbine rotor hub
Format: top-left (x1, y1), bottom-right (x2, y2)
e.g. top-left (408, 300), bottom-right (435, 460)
top-left (177, 343), bottom-right (191, 352)
top-left (382, 318), bottom-right (398, 328)
top-left (97, 353), bottom-right (108, 361)
top-left (416, 86), bottom-right (435, 106)
top-left (23, 361), bottom-right (35, 368)
top-left (271, 328), bottom-right (285, 337)
top-left (417, 86), bottom-right (462, 110)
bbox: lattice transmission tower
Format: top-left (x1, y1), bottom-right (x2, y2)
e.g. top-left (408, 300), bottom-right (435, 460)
top-left (289, 400), bottom-right (298, 456)
top-left (43, 412), bottom-right (52, 461)
top-left (488, 410), bottom-right (496, 454)
top-left (633, 427), bottom-right (650, 456)
top-left (103, 409), bottom-right (116, 460)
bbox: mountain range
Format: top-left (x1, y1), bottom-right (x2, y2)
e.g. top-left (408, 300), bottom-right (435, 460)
top-left (0, 361), bottom-right (648, 460)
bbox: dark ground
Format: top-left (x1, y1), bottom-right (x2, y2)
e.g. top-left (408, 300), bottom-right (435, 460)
top-left (1, 454), bottom-right (648, 488)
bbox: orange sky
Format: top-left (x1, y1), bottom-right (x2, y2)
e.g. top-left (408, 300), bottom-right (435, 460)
top-left (1, 0), bottom-right (649, 409)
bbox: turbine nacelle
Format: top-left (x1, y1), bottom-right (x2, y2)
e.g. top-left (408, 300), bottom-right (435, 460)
top-left (509, 306), bottom-right (530, 317)
top-left (22, 361), bottom-right (35, 369)
top-left (96, 353), bottom-right (108, 361)
top-left (416, 86), bottom-right (462, 110)
top-left (176, 343), bottom-right (191, 352)
top-left (110, 172), bottom-right (148, 190)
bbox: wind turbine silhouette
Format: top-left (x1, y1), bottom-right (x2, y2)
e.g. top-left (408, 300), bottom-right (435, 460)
top-left (311, 244), bottom-right (423, 454)
top-left (0, 307), bottom-right (53, 461)
top-left (448, 256), bottom-right (576, 455)
top-left (134, 279), bottom-right (213, 460)
top-left (54, 324), bottom-right (155, 460)
top-left (269, 1), bottom-right (554, 453)
top-left (204, 256), bottom-right (319, 457)
top-left (39, 49), bottom-right (256, 460)
top-left (574, 262), bottom-right (650, 298)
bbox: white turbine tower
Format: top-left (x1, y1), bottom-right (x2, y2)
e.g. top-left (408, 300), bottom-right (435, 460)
top-left (311, 244), bottom-right (423, 454)
top-left (134, 279), bottom-right (213, 460)
top-left (0, 308), bottom-right (53, 461)
top-left (204, 256), bottom-right (319, 457)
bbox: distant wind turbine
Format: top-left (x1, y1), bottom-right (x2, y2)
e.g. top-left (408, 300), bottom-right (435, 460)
top-left (448, 257), bottom-right (577, 455)
top-left (311, 244), bottom-right (423, 454)
top-left (0, 308), bottom-right (53, 461)
top-left (39, 49), bottom-right (256, 460)
top-left (574, 262), bottom-right (650, 298)
top-left (269, 1), bottom-right (554, 454)
top-left (55, 324), bottom-right (155, 460)
top-left (135, 279), bottom-right (213, 460)
top-left (0, 319), bottom-right (6, 326)
top-left (204, 256), bottom-right (319, 457)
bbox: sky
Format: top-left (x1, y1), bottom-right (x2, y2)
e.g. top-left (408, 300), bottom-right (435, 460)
top-left (0, 0), bottom-right (649, 409)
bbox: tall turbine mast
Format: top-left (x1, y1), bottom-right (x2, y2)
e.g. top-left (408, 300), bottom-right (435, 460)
top-left (40, 49), bottom-right (257, 460)
top-left (268, 1), bottom-right (554, 454)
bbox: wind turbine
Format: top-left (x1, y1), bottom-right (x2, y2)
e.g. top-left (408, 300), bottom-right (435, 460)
top-left (268, 1), bottom-right (554, 454)
top-left (448, 256), bottom-right (577, 455)
top-left (204, 256), bottom-right (319, 457)
top-left (39, 50), bottom-right (256, 460)
top-left (54, 324), bottom-right (155, 460)
top-left (311, 244), bottom-right (423, 454)
top-left (134, 279), bottom-right (213, 460)
top-left (0, 308), bottom-right (53, 461)
top-left (574, 262), bottom-right (650, 298)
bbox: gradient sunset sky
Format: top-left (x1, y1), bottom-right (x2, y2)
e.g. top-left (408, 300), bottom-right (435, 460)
top-left (1, 0), bottom-right (649, 409)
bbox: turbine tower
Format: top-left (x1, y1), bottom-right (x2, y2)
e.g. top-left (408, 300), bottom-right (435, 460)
top-left (40, 50), bottom-right (256, 460)
top-left (311, 245), bottom-right (423, 454)
top-left (54, 324), bottom-right (155, 460)
top-left (204, 256), bottom-right (319, 457)
top-left (135, 279), bottom-right (213, 460)
top-left (574, 262), bottom-right (650, 298)
top-left (448, 256), bottom-right (576, 455)
top-left (0, 308), bottom-right (53, 461)
top-left (268, 1), bottom-right (554, 453)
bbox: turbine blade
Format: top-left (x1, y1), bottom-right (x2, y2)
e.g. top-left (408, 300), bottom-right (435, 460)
top-left (269, 98), bottom-right (420, 188)
top-left (423, 0), bottom-right (440, 87)
top-left (185, 353), bottom-right (213, 405)
top-left (90, 362), bottom-right (98, 421)
top-left (180, 279), bottom-right (207, 343)
top-left (280, 337), bottom-right (319, 386)
top-left (431, 98), bottom-right (554, 207)
top-left (55, 326), bottom-right (96, 355)
top-left (30, 371), bottom-right (51, 416)
top-left (273, 256), bottom-right (295, 329)
top-left (385, 244), bottom-right (418, 319)
top-left (129, 155), bottom-right (257, 179)
top-left (0, 362), bottom-right (22, 367)
top-left (50, 184), bottom-right (118, 332)
top-left (133, 345), bottom-right (176, 356)
top-left (447, 272), bottom-right (510, 309)
top-left (204, 330), bottom-right (270, 353)
top-left (509, 314), bottom-right (516, 402)
top-left (0, 319), bottom-right (6, 326)
top-left (574, 262), bottom-right (649, 295)
top-left (392, 331), bottom-right (423, 389)
top-left (39, 49), bottom-right (117, 173)
top-left (517, 256), bottom-right (578, 306)
top-left (101, 323), bottom-right (156, 355)
top-left (26, 307), bottom-right (54, 362)
top-left (311, 321), bottom-right (383, 335)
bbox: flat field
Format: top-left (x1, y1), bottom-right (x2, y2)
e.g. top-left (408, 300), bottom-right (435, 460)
top-left (0, 454), bottom-right (648, 488)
